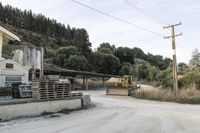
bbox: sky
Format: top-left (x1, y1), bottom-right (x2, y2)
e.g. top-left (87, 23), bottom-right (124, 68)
top-left (1, 0), bottom-right (200, 63)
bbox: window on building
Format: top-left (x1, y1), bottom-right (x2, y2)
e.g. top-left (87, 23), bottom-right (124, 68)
top-left (5, 76), bottom-right (22, 87)
top-left (5, 63), bottom-right (14, 69)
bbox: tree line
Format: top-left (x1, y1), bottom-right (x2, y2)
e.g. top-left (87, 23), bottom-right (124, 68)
top-left (51, 43), bottom-right (172, 86)
top-left (0, 2), bottom-right (71, 38)
top-left (0, 3), bottom-right (174, 87)
top-left (0, 2), bottom-right (92, 57)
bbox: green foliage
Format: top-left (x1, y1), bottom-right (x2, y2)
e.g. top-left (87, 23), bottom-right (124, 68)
top-left (133, 58), bottom-right (149, 80)
top-left (98, 48), bottom-right (113, 54)
top-left (98, 42), bottom-right (115, 51)
top-left (44, 48), bottom-right (56, 58)
top-left (97, 42), bottom-right (116, 55)
top-left (115, 47), bottom-right (134, 64)
top-left (178, 49), bottom-right (200, 90)
top-left (54, 46), bottom-right (79, 67)
top-left (189, 49), bottom-right (200, 67)
top-left (180, 67), bottom-right (200, 89)
top-left (64, 55), bottom-right (89, 71)
top-left (0, 2), bottom-right (92, 59)
top-left (0, 2), bottom-right (174, 89)
top-left (71, 28), bottom-right (91, 57)
top-left (178, 62), bottom-right (188, 75)
top-left (94, 52), bottom-right (120, 74)
top-left (2, 44), bottom-right (25, 58)
top-left (132, 47), bottom-right (146, 60)
top-left (119, 62), bottom-right (133, 75)
top-left (0, 3), bottom-right (82, 40)
top-left (156, 66), bottom-right (173, 88)
top-left (147, 65), bottom-right (159, 82)
top-left (146, 53), bottom-right (170, 70)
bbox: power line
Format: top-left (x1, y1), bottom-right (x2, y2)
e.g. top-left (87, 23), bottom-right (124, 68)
top-left (124, 0), bottom-right (200, 49)
top-left (71, 0), bottom-right (190, 56)
top-left (122, 0), bottom-right (166, 25)
top-left (70, 0), bottom-right (163, 37)
top-left (154, 0), bottom-right (178, 20)
top-left (153, 0), bottom-right (200, 48)
top-left (122, 0), bottom-right (190, 53)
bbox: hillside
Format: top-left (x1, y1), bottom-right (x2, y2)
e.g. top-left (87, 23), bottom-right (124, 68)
top-left (0, 2), bottom-right (173, 86)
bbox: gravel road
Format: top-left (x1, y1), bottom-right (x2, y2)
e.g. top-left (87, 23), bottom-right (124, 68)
top-left (1, 89), bottom-right (200, 133)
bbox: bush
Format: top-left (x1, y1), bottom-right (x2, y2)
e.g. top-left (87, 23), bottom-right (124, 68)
top-left (156, 66), bottom-right (172, 88)
top-left (179, 67), bottom-right (200, 90)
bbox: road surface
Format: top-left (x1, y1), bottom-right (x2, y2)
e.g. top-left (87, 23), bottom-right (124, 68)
top-left (1, 89), bottom-right (200, 133)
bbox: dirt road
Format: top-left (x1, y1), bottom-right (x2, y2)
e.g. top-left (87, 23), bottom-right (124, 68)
top-left (1, 90), bottom-right (200, 133)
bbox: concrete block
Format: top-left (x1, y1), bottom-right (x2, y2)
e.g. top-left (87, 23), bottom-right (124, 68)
top-left (0, 98), bottom-right (81, 120)
top-left (81, 95), bottom-right (92, 107)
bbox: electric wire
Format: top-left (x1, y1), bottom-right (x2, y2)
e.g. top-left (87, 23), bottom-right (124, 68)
top-left (153, 0), bottom-right (200, 48)
top-left (122, 0), bottom-right (197, 54)
top-left (70, 0), bottom-right (163, 37)
top-left (71, 0), bottom-right (190, 55)
top-left (122, 0), bottom-right (189, 53)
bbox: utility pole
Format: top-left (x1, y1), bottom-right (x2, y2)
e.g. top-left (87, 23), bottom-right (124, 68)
top-left (164, 22), bottom-right (182, 96)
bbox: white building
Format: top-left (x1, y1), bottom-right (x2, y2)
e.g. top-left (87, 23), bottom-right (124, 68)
top-left (0, 58), bottom-right (29, 87)
top-left (0, 26), bottom-right (29, 87)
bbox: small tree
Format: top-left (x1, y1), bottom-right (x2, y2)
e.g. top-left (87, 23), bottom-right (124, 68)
top-left (189, 49), bottom-right (200, 67)
top-left (147, 65), bottom-right (158, 82)
top-left (178, 62), bottom-right (188, 75)
top-left (156, 66), bottom-right (173, 88)
top-left (133, 58), bottom-right (149, 80)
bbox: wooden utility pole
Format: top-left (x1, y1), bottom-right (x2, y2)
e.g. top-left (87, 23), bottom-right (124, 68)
top-left (164, 22), bottom-right (182, 96)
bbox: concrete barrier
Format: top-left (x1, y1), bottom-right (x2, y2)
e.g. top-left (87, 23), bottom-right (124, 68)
top-left (0, 98), bottom-right (81, 120)
top-left (81, 95), bottom-right (92, 107)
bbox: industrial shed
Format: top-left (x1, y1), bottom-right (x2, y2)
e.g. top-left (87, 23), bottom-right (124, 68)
top-left (0, 58), bottom-right (29, 87)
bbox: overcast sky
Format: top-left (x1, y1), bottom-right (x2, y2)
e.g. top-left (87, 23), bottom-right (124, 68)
top-left (1, 0), bottom-right (200, 63)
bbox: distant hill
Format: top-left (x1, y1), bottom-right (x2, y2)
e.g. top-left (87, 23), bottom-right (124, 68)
top-left (0, 2), bottom-right (91, 59)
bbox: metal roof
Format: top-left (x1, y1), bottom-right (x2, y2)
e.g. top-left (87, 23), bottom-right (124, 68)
top-left (44, 67), bottom-right (120, 78)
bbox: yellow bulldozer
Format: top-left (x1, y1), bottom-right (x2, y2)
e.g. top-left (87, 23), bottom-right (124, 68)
top-left (106, 75), bottom-right (140, 96)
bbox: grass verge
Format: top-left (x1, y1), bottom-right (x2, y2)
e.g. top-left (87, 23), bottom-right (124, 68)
top-left (132, 89), bottom-right (200, 104)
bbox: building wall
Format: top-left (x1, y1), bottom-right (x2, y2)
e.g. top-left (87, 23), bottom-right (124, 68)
top-left (0, 59), bottom-right (29, 87)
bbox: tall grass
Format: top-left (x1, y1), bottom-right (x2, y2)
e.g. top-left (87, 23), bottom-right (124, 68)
top-left (132, 88), bottom-right (200, 104)
top-left (75, 78), bottom-right (105, 89)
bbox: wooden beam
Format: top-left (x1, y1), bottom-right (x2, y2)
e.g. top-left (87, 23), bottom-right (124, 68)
top-left (0, 32), bottom-right (2, 58)
top-left (0, 26), bottom-right (20, 41)
top-left (86, 76), bottom-right (88, 90)
top-left (83, 75), bottom-right (85, 90)
top-left (103, 76), bottom-right (105, 87)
